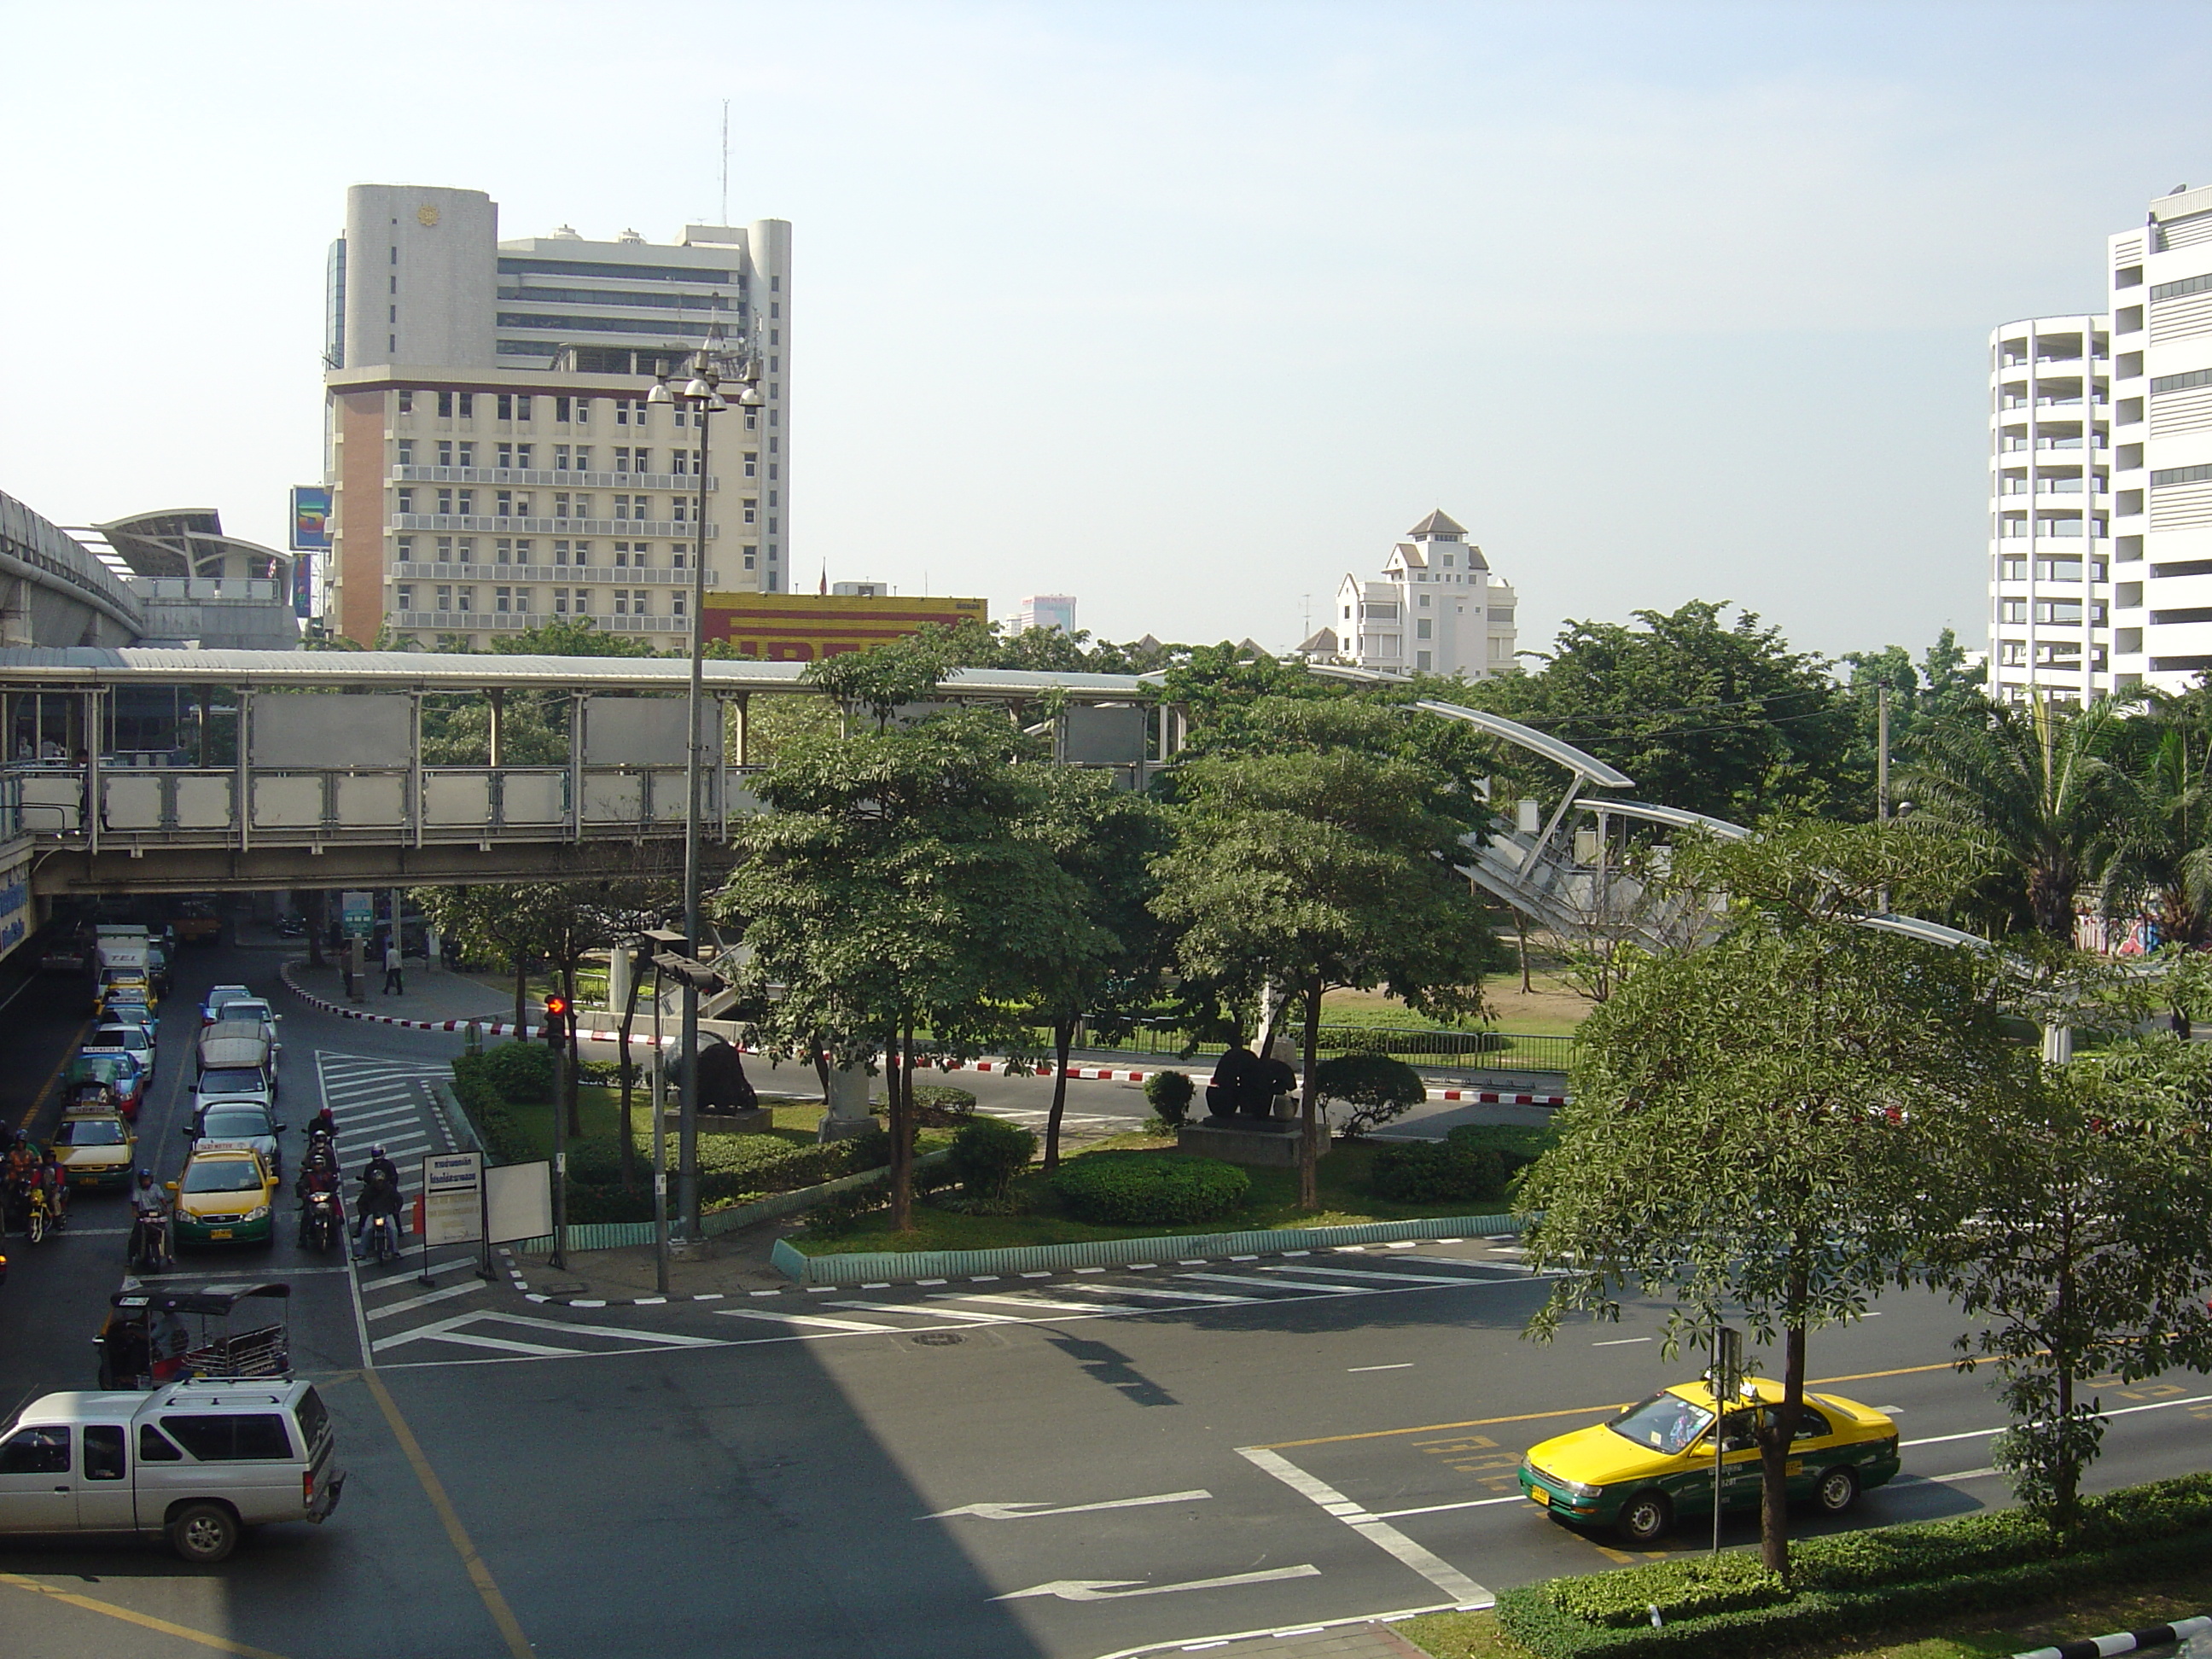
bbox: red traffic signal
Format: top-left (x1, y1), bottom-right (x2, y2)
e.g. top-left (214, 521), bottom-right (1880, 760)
top-left (543, 993), bottom-right (572, 1049)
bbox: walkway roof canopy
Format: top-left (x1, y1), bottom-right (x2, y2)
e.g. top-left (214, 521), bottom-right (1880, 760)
top-left (0, 647), bottom-right (1151, 701)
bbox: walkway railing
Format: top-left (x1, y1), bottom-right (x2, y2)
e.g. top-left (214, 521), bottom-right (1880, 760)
top-left (1041, 1022), bottom-right (1579, 1076)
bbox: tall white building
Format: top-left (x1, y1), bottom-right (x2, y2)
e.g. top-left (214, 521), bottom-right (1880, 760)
top-left (321, 183), bottom-right (791, 647)
top-left (1988, 183), bottom-right (2212, 701)
top-left (1987, 315), bottom-right (2113, 704)
top-left (1010, 595), bottom-right (1076, 634)
top-left (1302, 511), bottom-right (1517, 678)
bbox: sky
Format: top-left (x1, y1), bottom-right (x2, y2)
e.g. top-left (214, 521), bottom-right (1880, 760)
top-left (3, 1), bottom-right (2211, 663)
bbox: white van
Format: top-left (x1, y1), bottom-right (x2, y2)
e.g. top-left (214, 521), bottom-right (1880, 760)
top-left (0, 1378), bottom-right (344, 1561)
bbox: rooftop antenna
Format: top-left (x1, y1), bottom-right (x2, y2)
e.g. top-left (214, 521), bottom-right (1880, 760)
top-left (720, 100), bottom-right (731, 224)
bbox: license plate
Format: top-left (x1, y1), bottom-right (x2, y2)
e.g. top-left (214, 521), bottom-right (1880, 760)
top-left (1532, 1486), bottom-right (1551, 1506)
top-left (210, 1228), bottom-right (233, 1240)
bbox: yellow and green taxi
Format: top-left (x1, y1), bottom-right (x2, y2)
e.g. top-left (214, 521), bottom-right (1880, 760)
top-left (94, 973), bottom-right (154, 1019)
top-left (169, 1144), bottom-right (278, 1247)
top-left (1519, 1377), bottom-right (1900, 1543)
top-left (50, 1105), bottom-right (136, 1190)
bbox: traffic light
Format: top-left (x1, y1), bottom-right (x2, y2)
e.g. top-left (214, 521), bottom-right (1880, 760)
top-left (543, 992), bottom-right (572, 1051)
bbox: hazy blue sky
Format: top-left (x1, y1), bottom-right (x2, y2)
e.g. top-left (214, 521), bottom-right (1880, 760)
top-left (4, 2), bottom-right (2210, 661)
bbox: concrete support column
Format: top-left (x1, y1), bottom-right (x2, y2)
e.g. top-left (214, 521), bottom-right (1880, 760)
top-left (817, 1065), bottom-right (875, 1142)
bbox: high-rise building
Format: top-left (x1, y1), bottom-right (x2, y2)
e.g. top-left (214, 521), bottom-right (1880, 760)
top-left (1985, 183), bottom-right (2212, 703)
top-left (320, 183), bottom-right (791, 647)
top-left (1301, 510), bottom-right (1517, 678)
top-left (1987, 314), bottom-right (2113, 705)
top-left (1010, 595), bottom-right (1076, 634)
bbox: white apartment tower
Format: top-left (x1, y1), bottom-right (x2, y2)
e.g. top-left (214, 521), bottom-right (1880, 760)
top-left (1988, 182), bottom-right (2212, 701)
top-left (1306, 511), bottom-right (1517, 678)
top-left (1987, 315), bottom-right (2113, 704)
top-left (321, 183), bottom-right (791, 648)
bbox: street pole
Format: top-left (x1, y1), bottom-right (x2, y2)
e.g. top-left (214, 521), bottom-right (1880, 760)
top-left (550, 1027), bottom-right (568, 1273)
top-left (678, 366), bottom-right (713, 1243)
top-left (651, 961), bottom-right (669, 1295)
top-left (1876, 684), bottom-right (1890, 822)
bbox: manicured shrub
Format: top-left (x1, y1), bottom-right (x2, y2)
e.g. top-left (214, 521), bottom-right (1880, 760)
top-left (1368, 1122), bottom-right (1553, 1203)
top-left (479, 1039), bottom-right (556, 1104)
top-left (1313, 1052), bottom-right (1426, 1138)
top-left (910, 1084), bottom-right (976, 1126)
top-left (1546, 1553), bottom-right (1784, 1629)
top-left (1143, 1069), bottom-right (1195, 1126)
top-left (1052, 1152), bottom-right (1249, 1225)
top-left (944, 1118), bottom-right (1037, 1200)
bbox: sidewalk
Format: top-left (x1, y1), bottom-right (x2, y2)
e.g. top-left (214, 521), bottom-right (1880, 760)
top-left (284, 959), bottom-right (525, 1027)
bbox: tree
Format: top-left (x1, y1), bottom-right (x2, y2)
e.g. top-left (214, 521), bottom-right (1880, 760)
top-left (1922, 1036), bottom-right (2212, 1535)
top-left (1902, 691), bottom-right (2122, 940)
top-left (1021, 768), bottom-right (1174, 1170)
top-left (2100, 719), bottom-right (2212, 952)
top-left (1469, 601), bottom-right (1862, 822)
top-left (1518, 820), bottom-right (2026, 1578)
top-left (723, 707), bottom-right (1097, 1228)
top-left (1152, 736), bottom-right (1502, 1208)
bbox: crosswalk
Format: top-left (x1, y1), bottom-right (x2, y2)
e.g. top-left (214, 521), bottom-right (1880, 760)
top-left (314, 1051), bottom-right (459, 1205)
top-left (358, 1249), bottom-right (1551, 1369)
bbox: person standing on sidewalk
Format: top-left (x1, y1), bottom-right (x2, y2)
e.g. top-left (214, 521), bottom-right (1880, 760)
top-left (382, 941), bottom-right (405, 996)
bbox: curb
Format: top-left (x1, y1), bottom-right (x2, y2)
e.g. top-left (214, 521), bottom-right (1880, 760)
top-left (276, 966), bottom-right (1571, 1105)
top-left (771, 1212), bottom-right (1527, 1285)
top-left (2014, 1614), bottom-right (2210, 1659)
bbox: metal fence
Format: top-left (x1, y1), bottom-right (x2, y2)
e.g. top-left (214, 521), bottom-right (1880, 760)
top-left (1043, 1022), bottom-right (1579, 1076)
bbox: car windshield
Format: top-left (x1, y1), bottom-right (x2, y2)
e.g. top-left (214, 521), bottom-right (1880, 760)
top-left (96, 1028), bottom-right (147, 1049)
top-left (201, 1110), bottom-right (271, 1139)
top-left (68, 1057), bottom-right (127, 1084)
top-left (226, 1003), bottom-right (272, 1022)
top-left (183, 1157), bottom-right (264, 1193)
top-left (200, 1068), bottom-right (265, 1095)
top-left (1606, 1392), bottom-right (1715, 1457)
top-left (55, 1118), bottom-right (126, 1146)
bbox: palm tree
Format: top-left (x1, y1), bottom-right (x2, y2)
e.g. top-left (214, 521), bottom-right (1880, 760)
top-left (1902, 691), bottom-right (2121, 940)
top-left (2100, 721), bottom-right (2212, 951)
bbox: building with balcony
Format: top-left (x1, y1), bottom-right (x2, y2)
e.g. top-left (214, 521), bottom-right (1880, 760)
top-left (1305, 511), bottom-right (1517, 678)
top-left (322, 184), bottom-right (791, 648)
top-left (1987, 314), bottom-right (2113, 703)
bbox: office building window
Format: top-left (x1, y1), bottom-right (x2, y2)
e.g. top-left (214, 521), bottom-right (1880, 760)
top-left (632, 589), bottom-right (650, 615)
top-left (632, 449), bottom-right (650, 474)
top-left (614, 591), bottom-right (630, 615)
top-left (744, 411), bottom-right (758, 431)
top-left (397, 488), bottom-right (415, 514)
top-left (457, 489), bottom-right (475, 515)
top-left (434, 489), bottom-right (448, 517)
top-left (495, 587), bottom-right (513, 614)
top-left (436, 585), bottom-right (453, 612)
top-left (397, 439), bottom-right (414, 468)
top-left (497, 492), bottom-right (514, 518)
top-left (671, 549), bottom-right (685, 569)
top-left (573, 589), bottom-right (592, 614)
top-left (436, 439), bottom-right (453, 468)
top-left (554, 445), bottom-right (570, 472)
top-left (1417, 620), bottom-right (1433, 639)
top-left (614, 495), bottom-right (635, 521)
top-left (672, 498), bottom-right (689, 523)
top-left (743, 550), bottom-right (756, 570)
top-left (435, 537), bottom-right (454, 563)
top-left (554, 492), bottom-right (571, 520)
top-left (742, 499), bottom-right (757, 524)
top-left (457, 442), bottom-right (474, 468)
top-left (553, 588), bottom-right (569, 614)
top-left (398, 390), bottom-right (415, 415)
top-left (396, 585), bottom-right (414, 611)
top-left (495, 538), bottom-right (514, 564)
top-left (515, 588), bottom-right (532, 613)
top-left (743, 451), bottom-right (758, 478)
top-left (497, 444), bottom-right (514, 469)
top-left (456, 587), bottom-right (474, 614)
top-left (672, 593), bottom-right (685, 618)
top-left (571, 541), bottom-right (590, 567)
top-left (514, 539), bottom-right (532, 564)
top-left (438, 391), bottom-right (453, 417)
top-left (573, 446), bottom-right (591, 471)
top-left (457, 538), bottom-right (477, 563)
top-left (496, 393), bottom-right (533, 422)
top-left (457, 393), bottom-right (474, 418)
top-left (614, 398), bottom-right (643, 426)
top-left (396, 536), bottom-right (415, 562)
top-left (553, 540), bottom-right (571, 566)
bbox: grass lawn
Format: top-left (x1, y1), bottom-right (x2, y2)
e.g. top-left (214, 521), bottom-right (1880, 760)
top-left (491, 1084), bottom-right (825, 1162)
top-left (793, 1135), bottom-right (1511, 1255)
top-left (1396, 1560), bottom-right (2212, 1659)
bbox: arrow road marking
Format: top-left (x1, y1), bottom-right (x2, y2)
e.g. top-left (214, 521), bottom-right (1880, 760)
top-left (923, 1489), bottom-right (1212, 1522)
top-left (992, 1565), bottom-right (1319, 1602)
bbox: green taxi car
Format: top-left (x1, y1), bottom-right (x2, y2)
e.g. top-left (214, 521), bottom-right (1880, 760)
top-left (1519, 1377), bottom-right (1900, 1543)
top-left (170, 1145), bottom-right (278, 1247)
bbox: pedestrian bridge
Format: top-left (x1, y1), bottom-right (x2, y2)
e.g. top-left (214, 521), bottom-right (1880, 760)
top-left (0, 648), bottom-right (1173, 898)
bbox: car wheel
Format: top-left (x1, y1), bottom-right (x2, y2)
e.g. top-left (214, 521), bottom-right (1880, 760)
top-left (169, 1502), bottom-right (239, 1563)
top-left (1813, 1465), bottom-right (1860, 1516)
top-left (1615, 1491), bottom-right (1673, 1544)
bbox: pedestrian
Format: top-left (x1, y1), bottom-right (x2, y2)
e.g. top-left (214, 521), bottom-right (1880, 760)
top-left (382, 941), bottom-right (405, 996)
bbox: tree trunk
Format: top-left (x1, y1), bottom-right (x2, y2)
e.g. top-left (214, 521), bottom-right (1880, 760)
top-left (1044, 1016), bottom-right (1074, 1172)
top-left (514, 958), bottom-right (528, 1036)
top-left (305, 891), bottom-right (325, 968)
top-left (1516, 912), bottom-right (1531, 994)
top-left (2054, 1214), bottom-right (2081, 1534)
top-left (888, 1020), bottom-right (913, 1231)
top-left (1758, 1278), bottom-right (1810, 1580)
top-left (562, 958), bottom-right (582, 1138)
top-left (1297, 973), bottom-right (1324, 1211)
top-left (616, 954), bottom-right (643, 1190)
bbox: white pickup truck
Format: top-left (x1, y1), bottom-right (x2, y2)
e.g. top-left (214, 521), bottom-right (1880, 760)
top-left (0, 1377), bottom-right (345, 1561)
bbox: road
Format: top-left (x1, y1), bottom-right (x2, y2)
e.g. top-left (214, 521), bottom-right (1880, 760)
top-left (0, 933), bottom-right (2208, 1659)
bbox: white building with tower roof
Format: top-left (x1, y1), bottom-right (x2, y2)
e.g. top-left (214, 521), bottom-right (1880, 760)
top-left (1301, 511), bottom-right (1517, 678)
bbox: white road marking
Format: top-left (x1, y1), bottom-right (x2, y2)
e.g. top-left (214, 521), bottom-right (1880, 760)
top-left (1348, 1364), bottom-right (1414, 1373)
top-left (1178, 1273), bottom-right (1360, 1293)
top-left (1237, 1447), bottom-right (1491, 1609)
top-left (1372, 1494), bottom-right (1527, 1519)
top-left (1051, 1283), bottom-right (1262, 1305)
top-left (923, 1489), bottom-right (1212, 1521)
top-left (1901, 1391), bottom-right (2212, 1448)
top-left (994, 1565), bottom-right (1321, 1603)
top-left (1592, 1337), bottom-right (1652, 1348)
top-left (1265, 1264), bottom-right (1516, 1287)
top-left (718, 1307), bottom-right (930, 1334)
top-left (935, 1292), bottom-right (1161, 1318)
top-left (830, 1300), bottom-right (1034, 1324)
top-left (366, 1281), bottom-right (487, 1320)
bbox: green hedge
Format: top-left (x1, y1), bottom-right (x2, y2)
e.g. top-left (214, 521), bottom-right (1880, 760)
top-left (450, 1051), bottom-right (890, 1225)
top-left (1051, 1152), bottom-right (1249, 1225)
top-left (1370, 1123), bottom-right (1554, 1204)
top-left (1495, 1473), bottom-right (2212, 1659)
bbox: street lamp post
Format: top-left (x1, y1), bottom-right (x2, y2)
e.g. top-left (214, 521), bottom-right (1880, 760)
top-left (649, 346), bottom-right (760, 1242)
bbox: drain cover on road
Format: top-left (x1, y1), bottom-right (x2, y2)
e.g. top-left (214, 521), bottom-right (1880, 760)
top-left (911, 1332), bottom-right (965, 1347)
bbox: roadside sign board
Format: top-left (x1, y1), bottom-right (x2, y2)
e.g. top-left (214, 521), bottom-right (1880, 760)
top-left (341, 890), bottom-right (375, 940)
top-left (486, 1160), bottom-right (554, 1246)
top-left (422, 1151), bottom-right (484, 1247)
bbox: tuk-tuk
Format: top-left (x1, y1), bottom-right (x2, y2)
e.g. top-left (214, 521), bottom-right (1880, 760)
top-left (95, 1281), bottom-right (292, 1389)
top-left (61, 1051), bottom-right (143, 1121)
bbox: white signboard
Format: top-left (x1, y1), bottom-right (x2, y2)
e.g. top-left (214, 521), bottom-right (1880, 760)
top-left (486, 1160), bottom-right (554, 1245)
top-left (422, 1151), bottom-right (483, 1248)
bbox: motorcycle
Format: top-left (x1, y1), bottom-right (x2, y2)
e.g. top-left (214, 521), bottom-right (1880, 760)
top-left (301, 1190), bottom-right (340, 1253)
top-left (362, 1210), bottom-right (401, 1265)
top-left (127, 1212), bottom-right (172, 1272)
top-left (20, 1180), bottom-right (54, 1246)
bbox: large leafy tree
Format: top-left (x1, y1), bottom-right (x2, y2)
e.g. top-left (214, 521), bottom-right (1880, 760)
top-left (723, 707), bottom-right (1098, 1227)
top-left (1470, 601), bottom-right (1860, 822)
top-left (1924, 1036), bottom-right (2212, 1534)
top-left (1152, 709), bottom-right (1504, 1208)
top-left (1519, 821), bottom-right (2026, 1578)
top-left (2099, 716), bottom-right (2212, 951)
top-left (1902, 691), bottom-right (2122, 940)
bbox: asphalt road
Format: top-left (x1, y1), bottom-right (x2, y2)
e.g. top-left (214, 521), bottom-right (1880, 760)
top-left (0, 934), bottom-right (2209, 1659)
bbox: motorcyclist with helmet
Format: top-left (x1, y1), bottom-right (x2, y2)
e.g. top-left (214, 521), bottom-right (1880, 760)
top-left (296, 1144), bottom-right (344, 1246)
top-left (3, 1132), bottom-right (38, 1234)
top-left (129, 1168), bottom-right (172, 1271)
top-left (353, 1144), bottom-right (404, 1261)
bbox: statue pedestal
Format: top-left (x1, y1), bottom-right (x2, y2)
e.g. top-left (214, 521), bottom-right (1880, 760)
top-left (1177, 1118), bottom-right (1321, 1167)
